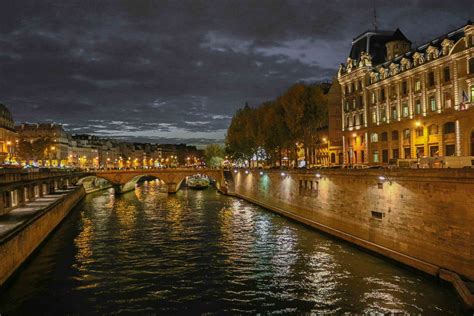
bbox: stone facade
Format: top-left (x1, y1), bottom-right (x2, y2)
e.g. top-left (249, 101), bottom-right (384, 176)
top-left (338, 22), bottom-right (474, 164)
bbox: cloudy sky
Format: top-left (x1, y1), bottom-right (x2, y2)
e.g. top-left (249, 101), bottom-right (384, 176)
top-left (1, 0), bottom-right (473, 144)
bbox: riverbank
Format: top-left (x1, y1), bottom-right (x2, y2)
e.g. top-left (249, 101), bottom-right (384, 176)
top-left (226, 169), bottom-right (474, 309)
top-left (0, 186), bottom-right (85, 287)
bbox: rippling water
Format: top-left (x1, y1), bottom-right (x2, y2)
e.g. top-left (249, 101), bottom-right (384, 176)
top-left (0, 181), bottom-right (463, 314)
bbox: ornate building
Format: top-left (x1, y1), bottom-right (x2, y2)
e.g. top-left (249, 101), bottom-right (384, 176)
top-left (16, 123), bottom-right (70, 166)
top-left (0, 104), bottom-right (19, 164)
top-left (338, 22), bottom-right (474, 164)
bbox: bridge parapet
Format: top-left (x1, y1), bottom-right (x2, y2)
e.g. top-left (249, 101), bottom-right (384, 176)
top-left (0, 170), bottom-right (89, 185)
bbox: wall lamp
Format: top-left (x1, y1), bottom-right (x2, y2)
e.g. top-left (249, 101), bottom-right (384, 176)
top-left (280, 172), bottom-right (287, 177)
top-left (245, 170), bottom-right (249, 174)
top-left (259, 171), bottom-right (264, 176)
top-left (315, 173), bottom-right (322, 178)
top-left (234, 169), bottom-right (238, 173)
top-left (377, 175), bottom-right (392, 188)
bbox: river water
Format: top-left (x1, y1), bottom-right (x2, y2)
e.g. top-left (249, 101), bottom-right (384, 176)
top-left (0, 180), bottom-right (463, 314)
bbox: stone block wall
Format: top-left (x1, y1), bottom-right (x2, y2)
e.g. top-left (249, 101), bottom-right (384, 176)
top-left (231, 169), bottom-right (474, 280)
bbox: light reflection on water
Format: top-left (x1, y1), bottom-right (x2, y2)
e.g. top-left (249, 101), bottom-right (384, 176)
top-left (0, 184), bottom-right (464, 314)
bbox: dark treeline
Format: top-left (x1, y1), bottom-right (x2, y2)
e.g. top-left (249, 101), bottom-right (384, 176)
top-left (226, 82), bottom-right (330, 167)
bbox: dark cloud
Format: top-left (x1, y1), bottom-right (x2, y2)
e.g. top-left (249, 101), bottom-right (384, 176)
top-left (1, 0), bottom-right (472, 144)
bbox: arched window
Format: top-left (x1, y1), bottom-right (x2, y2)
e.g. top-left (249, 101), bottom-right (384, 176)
top-left (428, 124), bottom-right (439, 135)
top-left (371, 133), bottom-right (379, 143)
top-left (392, 130), bottom-right (399, 140)
top-left (381, 132), bottom-right (388, 141)
top-left (443, 122), bottom-right (455, 134)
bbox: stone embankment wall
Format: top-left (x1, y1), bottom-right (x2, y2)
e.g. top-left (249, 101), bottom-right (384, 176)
top-left (0, 186), bottom-right (85, 286)
top-left (230, 169), bottom-right (474, 281)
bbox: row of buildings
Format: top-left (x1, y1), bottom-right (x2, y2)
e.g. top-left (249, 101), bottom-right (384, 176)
top-left (0, 111), bottom-right (203, 169)
top-left (306, 21), bottom-right (474, 166)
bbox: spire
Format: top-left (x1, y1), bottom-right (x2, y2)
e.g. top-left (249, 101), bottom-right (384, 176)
top-left (372, 7), bottom-right (378, 30)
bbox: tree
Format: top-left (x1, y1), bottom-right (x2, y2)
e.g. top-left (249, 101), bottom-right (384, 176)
top-left (226, 103), bottom-right (258, 165)
top-left (226, 82), bottom-right (329, 168)
top-left (18, 137), bottom-right (53, 161)
top-left (203, 144), bottom-right (225, 168)
top-left (279, 83), bottom-right (328, 166)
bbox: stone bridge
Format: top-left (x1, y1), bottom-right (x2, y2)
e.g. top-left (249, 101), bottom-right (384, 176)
top-left (91, 169), bottom-right (228, 194)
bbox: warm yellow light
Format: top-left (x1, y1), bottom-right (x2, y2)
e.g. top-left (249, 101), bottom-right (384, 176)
top-left (322, 137), bottom-right (327, 142)
top-left (6, 141), bottom-right (11, 145)
top-left (51, 146), bottom-right (56, 150)
top-left (352, 133), bottom-right (357, 137)
top-left (415, 121), bottom-right (421, 127)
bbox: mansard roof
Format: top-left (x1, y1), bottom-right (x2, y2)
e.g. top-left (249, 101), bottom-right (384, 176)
top-left (391, 28), bottom-right (411, 43)
top-left (339, 21), bottom-right (473, 81)
top-left (349, 30), bottom-right (396, 65)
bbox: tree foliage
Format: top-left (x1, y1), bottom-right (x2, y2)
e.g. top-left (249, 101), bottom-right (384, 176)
top-left (17, 138), bottom-right (53, 161)
top-left (226, 82), bottom-right (328, 166)
top-left (203, 144), bottom-right (225, 168)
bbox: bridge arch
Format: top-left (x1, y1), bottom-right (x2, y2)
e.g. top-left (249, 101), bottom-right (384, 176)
top-left (93, 169), bottom-right (227, 194)
top-left (77, 175), bottom-right (113, 193)
top-left (119, 174), bottom-right (168, 193)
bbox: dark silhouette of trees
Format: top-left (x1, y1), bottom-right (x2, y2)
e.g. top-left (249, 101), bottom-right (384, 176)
top-left (226, 83), bottom-right (328, 167)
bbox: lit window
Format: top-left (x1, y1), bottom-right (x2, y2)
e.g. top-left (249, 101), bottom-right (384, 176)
top-left (372, 110), bottom-right (377, 123)
top-left (403, 129), bottom-right (411, 140)
top-left (415, 79), bottom-right (421, 92)
top-left (373, 150), bottom-right (379, 163)
top-left (430, 96), bottom-right (437, 111)
top-left (371, 133), bottom-right (379, 143)
top-left (471, 86), bottom-right (474, 102)
top-left (402, 102), bottom-right (409, 117)
top-left (380, 106), bottom-right (387, 122)
top-left (391, 106), bottom-right (397, 120)
top-left (415, 100), bottom-right (422, 115)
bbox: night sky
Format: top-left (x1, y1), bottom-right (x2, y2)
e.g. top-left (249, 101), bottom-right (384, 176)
top-left (1, 0), bottom-right (472, 145)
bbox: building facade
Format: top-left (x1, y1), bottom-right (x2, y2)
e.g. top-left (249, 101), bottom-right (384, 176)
top-left (15, 123), bottom-right (70, 166)
top-left (0, 104), bottom-right (19, 164)
top-left (338, 22), bottom-right (474, 165)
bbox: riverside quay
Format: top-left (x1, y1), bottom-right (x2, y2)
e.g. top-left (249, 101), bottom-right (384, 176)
top-left (1, 2), bottom-right (474, 315)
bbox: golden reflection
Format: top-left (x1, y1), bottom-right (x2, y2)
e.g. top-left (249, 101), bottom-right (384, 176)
top-left (218, 199), bottom-right (257, 265)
